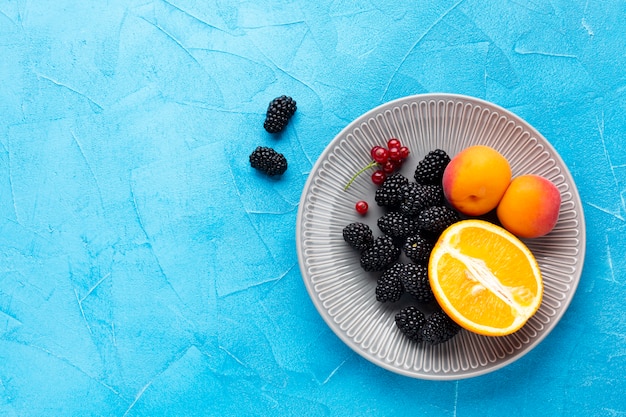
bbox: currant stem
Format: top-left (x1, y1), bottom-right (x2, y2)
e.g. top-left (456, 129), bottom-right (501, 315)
top-left (344, 160), bottom-right (379, 191)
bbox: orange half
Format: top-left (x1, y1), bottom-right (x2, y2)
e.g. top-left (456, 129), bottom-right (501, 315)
top-left (428, 219), bottom-right (543, 336)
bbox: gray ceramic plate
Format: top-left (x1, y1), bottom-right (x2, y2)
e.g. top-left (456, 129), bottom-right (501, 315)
top-left (296, 94), bottom-right (585, 380)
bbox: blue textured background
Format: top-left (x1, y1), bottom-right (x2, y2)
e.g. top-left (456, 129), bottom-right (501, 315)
top-left (1, 1), bottom-right (625, 416)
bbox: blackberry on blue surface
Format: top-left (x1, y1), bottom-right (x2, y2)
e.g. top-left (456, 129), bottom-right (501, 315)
top-left (417, 206), bottom-right (460, 235)
top-left (375, 173), bottom-right (409, 208)
top-left (360, 235), bottom-right (401, 272)
top-left (395, 306), bottom-right (427, 343)
top-left (342, 222), bottom-right (374, 251)
top-left (413, 149), bottom-right (451, 185)
top-left (375, 263), bottom-right (405, 302)
top-left (249, 146), bottom-right (288, 176)
top-left (377, 211), bottom-right (419, 239)
top-left (400, 263), bottom-right (434, 302)
top-left (263, 95), bottom-right (297, 133)
top-left (421, 310), bottom-right (461, 345)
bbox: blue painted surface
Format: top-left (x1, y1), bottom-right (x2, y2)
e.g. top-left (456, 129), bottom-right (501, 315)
top-left (0, 1), bottom-right (625, 415)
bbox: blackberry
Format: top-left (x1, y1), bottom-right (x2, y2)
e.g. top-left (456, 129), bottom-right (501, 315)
top-left (342, 222), bottom-right (374, 250)
top-left (375, 263), bottom-right (405, 302)
top-left (360, 235), bottom-right (401, 271)
top-left (375, 173), bottom-right (409, 208)
top-left (421, 310), bottom-right (461, 345)
top-left (249, 146), bottom-right (288, 176)
top-left (403, 234), bottom-right (435, 264)
top-left (417, 206), bottom-right (460, 235)
top-left (263, 95), bottom-right (297, 133)
top-left (377, 212), bottom-right (419, 239)
top-left (400, 183), bottom-right (444, 216)
top-left (395, 306), bottom-right (427, 342)
top-left (414, 149), bottom-right (451, 185)
top-left (400, 263), bottom-right (434, 302)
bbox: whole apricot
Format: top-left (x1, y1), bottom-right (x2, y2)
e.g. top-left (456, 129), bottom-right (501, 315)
top-left (442, 145), bottom-right (512, 216)
top-left (496, 174), bottom-right (561, 238)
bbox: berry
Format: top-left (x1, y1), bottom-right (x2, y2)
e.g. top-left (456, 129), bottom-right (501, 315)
top-left (342, 222), bottom-right (374, 250)
top-left (395, 306), bottom-right (427, 342)
top-left (399, 146), bottom-right (410, 159)
top-left (249, 146), bottom-right (288, 176)
top-left (382, 160), bottom-right (396, 174)
top-left (423, 184), bottom-right (445, 205)
top-left (355, 200), bottom-right (369, 215)
top-left (388, 147), bottom-right (401, 162)
top-left (360, 235), bottom-right (401, 271)
top-left (263, 95), bottom-right (297, 133)
top-left (414, 149), bottom-right (451, 185)
top-left (372, 147), bottom-right (389, 164)
top-left (387, 138), bottom-right (401, 149)
top-left (371, 170), bottom-right (386, 185)
top-left (403, 234), bottom-right (435, 264)
top-left (400, 263), bottom-right (434, 302)
top-left (370, 146), bottom-right (382, 159)
top-left (417, 206), bottom-right (460, 235)
top-left (375, 263), bottom-right (405, 302)
top-left (375, 173), bottom-right (409, 208)
top-left (400, 183), bottom-right (444, 217)
top-left (377, 211), bottom-right (419, 239)
top-left (421, 310), bottom-right (461, 345)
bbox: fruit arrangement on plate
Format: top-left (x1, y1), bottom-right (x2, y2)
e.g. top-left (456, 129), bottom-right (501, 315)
top-left (342, 140), bottom-right (561, 344)
top-left (296, 94), bottom-right (585, 379)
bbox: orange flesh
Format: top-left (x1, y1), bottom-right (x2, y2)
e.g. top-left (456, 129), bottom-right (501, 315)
top-left (429, 220), bottom-right (543, 336)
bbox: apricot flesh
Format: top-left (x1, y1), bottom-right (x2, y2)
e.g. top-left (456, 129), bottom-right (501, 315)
top-left (496, 174), bottom-right (561, 238)
top-left (442, 145), bottom-right (512, 216)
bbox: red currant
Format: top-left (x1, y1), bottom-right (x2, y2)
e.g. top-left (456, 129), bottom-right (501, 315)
top-left (355, 200), bottom-right (368, 215)
top-left (388, 147), bottom-right (402, 162)
top-left (399, 146), bottom-right (410, 159)
top-left (387, 138), bottom-right (401, 149)
top-left (371, 170), bottom-right (386, 185)
top-left (370, 146), bottom-right (382, 159)
top-left (382, 160), bottom-right (396, 174)
top-left (372, 147), bottom-right (389, 164)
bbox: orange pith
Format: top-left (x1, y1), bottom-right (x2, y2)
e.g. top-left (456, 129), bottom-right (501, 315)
top-left (428, 220), bottom-right (543, 336)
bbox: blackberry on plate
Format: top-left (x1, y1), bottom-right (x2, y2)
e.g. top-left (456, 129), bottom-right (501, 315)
top-left (400, 263), bottom-right (434, 302)
top-left (375, 173), bottom-right (409, 208)
top-left (342, 222), bottom-right (374, 250)
top-left (417, 206), bottom-right (460, 235)
top-left (403, 233), bottom-right (435, 264)
top-left (376, 263), bottom-right (405, 302)
top-left (263, 95), bottom-right (297, 133)
top-left (395, 306), bottom-right (427, 342)
top-left (414, 149), bottom-right (451, 185)
top-left (421, 310), bottom-right (461, 345)
top-left (249, 146), bottom-right (288, 176)
top-left (377, 211), bottom-right (419, 239)
top-left (400, 182), bottom-right (444, 216)
top-left (360, 235), bottom-right (401, 271)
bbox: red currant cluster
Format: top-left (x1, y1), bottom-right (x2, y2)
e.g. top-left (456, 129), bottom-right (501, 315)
top-left (346, 138), bottom-right (410, 216)
top-left (345, 138), bottom-right (410, 191)
top-left (370, 138), bottom-right (410, 185)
